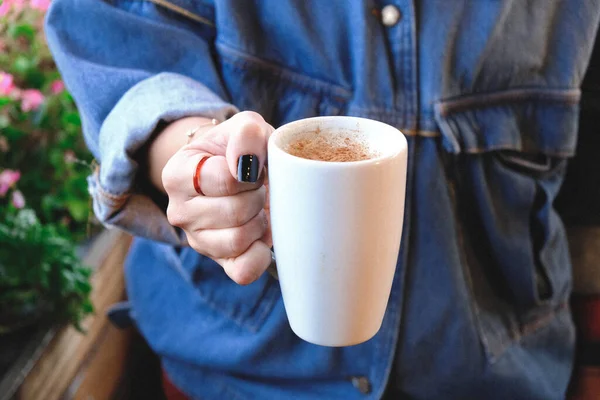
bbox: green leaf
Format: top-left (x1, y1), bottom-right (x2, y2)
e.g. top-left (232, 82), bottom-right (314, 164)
top-left (25, 69), bottom-right (46, 89)
top-left (12, 55), bottom-right (32, 75)
top-left (60, 91), bottom-right (75, 103)
top-left (83, 303), bottom-right (94, 315)
top-left (41, 195), bottom-right (58, 216)
top-left (49, 148), bottom-right (64, 168)
top-left (66, 199), bottom-right (89, 222)
top-left (2, 126), bottom-right (25, 141)
top-left (61, 112), bottom-right (81, 127)
top-left (0, 97), bottom-right (12, 108)
top-left (75, 279), bottom-right (92, 294)
top-left (8, 24), bottom-right (36, 42)
top-left (0, 7), bottom-right (95, 331)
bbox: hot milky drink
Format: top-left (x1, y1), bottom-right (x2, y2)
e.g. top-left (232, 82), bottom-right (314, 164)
top-left (285, 130), bottom-right (375, 162)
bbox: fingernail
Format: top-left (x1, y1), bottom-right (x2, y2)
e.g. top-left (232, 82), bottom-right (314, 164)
top-left (237, 154), bottom-right (260, 183)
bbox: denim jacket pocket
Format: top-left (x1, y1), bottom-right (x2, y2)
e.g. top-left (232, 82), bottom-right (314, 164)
top-left (434, 88), bottom-right (580, 362)
top-left (174, 246), bottom-right (279, 333)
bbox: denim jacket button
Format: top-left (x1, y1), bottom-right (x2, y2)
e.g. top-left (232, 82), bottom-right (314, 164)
top-left (381, 5), bottom-right (402, 27)
top-left (351, 376), bottom-right (372, 394)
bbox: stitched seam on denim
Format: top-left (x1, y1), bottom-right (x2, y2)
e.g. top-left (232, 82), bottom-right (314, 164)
top-left (348, 107), bottom-right (418, 123)
top-left (520, 302), bottom-right (569, 338)
top-left (437, 88), bottom-right (581, 117)
top-left (436, 117), bottom-right (461, 153)
top-left (407, 2), bottom-right (418, 132)
top-left (497, 152), bottom-right (553, 173)
top-left (348, 106), bottom-right (411, 115)
top-left (347, 106), bottom-right (440, 136)
top-left (92, 167), bottom-right (131, 208)
top-left (346, 107), bottom-right (423, 131)
top-left (455, 144), bottom-right (574, 158)
top-left (402, 129), bottom-right (439, 137)
top-left (216, 41), bottom-right (352, 99)
top-left (143, 0), bottom-right (215, 27)
top-left (402, 20), bottom-right (410, 132)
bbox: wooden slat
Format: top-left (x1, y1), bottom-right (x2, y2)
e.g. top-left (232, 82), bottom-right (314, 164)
top-left (17, 230), bottom-right (132, 400)
top-left (0, 230), bottom-right (124, 400)
top-left (70, 325), bottom-right (132, 400)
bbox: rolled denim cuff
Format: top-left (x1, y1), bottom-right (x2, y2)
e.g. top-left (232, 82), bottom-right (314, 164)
top-left (89, 72), bottom-right (238, 244)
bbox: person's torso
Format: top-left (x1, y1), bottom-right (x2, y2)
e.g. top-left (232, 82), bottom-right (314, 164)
top-left (122, 1), bottom-right (599, 398)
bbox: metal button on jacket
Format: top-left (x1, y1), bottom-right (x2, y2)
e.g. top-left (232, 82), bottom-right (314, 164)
top-left (351, 376), bottom-right (372, 395)
top-left (381, 5), bottom-right (402, 27)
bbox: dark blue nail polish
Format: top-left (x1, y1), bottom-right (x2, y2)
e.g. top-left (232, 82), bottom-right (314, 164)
top-left (238, 154), bottom-right (260, 183)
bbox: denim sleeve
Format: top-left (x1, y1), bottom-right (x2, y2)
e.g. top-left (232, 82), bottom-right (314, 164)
top-left (45, 0), bottom-right (238, 244)
top-left (556, 24), bottom-right (600, 294)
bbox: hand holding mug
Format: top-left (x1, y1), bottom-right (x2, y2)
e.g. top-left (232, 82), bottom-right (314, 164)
top-left (160, 111), bottom-right (274, 285)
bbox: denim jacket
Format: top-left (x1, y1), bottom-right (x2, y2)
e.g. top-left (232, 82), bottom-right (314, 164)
top-left (45, 1), bottom-right (600, 399)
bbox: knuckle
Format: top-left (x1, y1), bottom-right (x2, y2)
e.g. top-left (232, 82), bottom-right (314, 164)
top-left (239, 120), bottom-right (265, 139)
top-left (258, 185), bottom-right (268, 201)
top-left (166, 204), bottom-right (186, 227)
top-left (228, 228), bottom-right (250, 256)
top-left (218, 167), bottom-right (238, 196)
top-left (253, 209), bottom-right (268, 235)
top-left (223, 198), bottom-right (246, 226)
top-left (221, 200), bottom-right (235, 226)
top-left (251, 186), bottom-right (267, 210)
top-left (161, 163), bottom-right (179, 193)
top-left (259, 210), bottom-right (269, 231)
top-left (224, 178), bottom-right (239, 197)
top-left (238, 110), bottom-right (265, 124)
top-left (186, 236), bottom-right (202, 253)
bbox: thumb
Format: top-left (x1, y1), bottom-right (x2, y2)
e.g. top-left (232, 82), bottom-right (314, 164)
top-left (224, 112), bottom-right (273, 183)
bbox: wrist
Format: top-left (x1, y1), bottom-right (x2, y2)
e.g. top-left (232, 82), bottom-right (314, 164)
top-left (147, 116), bottom-right (215, 193)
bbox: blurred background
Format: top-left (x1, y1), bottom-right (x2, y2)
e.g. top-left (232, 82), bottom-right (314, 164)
top-left (0, 1), bottom-right (164, 398)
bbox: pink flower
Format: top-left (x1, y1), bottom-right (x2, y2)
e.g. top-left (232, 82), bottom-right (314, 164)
top-left (0, 169), bottom-right (21, 197)
top-left (29, 0), bottom-right (50, 11)
top-left (0, 0), bottom-right (12, 17)
top-left (11, 190), bottom-right (25, 208)
top-left (20, 89), bottom-right (44, 112)
top-left (50, 80), bottom-right (65, 94)
top-left (0, 72), bottom-right (15, 96)
top-left (13, 0), bottom-right (24, 11)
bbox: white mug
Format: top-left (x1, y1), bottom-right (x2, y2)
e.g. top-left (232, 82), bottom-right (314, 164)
top-left (268, 116), bottom-right (408, 347)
